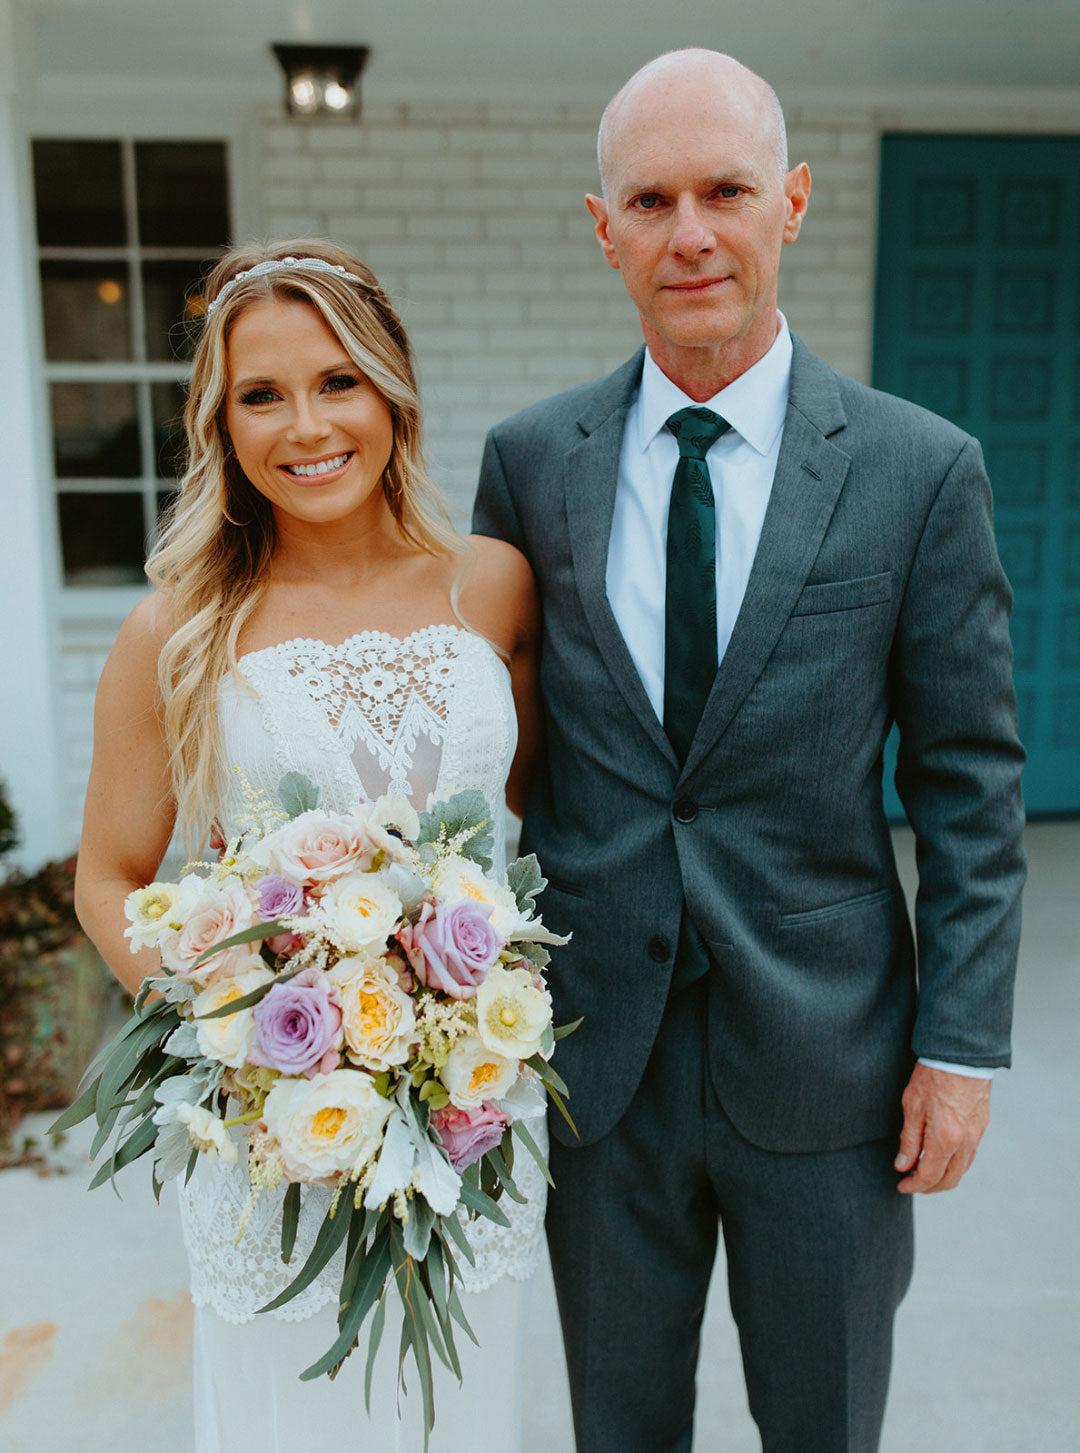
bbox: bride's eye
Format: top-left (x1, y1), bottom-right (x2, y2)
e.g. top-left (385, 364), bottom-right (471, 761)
top-left (324, 373), bottom-right (360, 393)
top-left (239, 386), bottom-right (277, 406)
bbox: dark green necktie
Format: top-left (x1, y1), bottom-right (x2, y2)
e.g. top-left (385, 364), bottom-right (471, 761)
top-left (664, 405), bottom-right (729, 993)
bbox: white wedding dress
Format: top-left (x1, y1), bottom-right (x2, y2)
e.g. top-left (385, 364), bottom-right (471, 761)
top-left (178, 624), bottom-right (548, 1452)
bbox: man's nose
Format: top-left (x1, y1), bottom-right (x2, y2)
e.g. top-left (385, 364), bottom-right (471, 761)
top-left (668, 198), bottom-right (714, 258)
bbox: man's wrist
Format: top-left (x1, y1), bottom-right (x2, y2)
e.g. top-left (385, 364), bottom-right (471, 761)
top-left (917, 1057), bottom-right (994, 1080)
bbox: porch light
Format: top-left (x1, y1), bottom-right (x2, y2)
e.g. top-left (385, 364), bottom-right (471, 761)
top-left (271, 44), bottom-right (370, 121)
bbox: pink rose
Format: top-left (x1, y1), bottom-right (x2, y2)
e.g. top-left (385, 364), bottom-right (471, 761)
top-left (161, 877), bottom-right (257, 985)
top-left (430, 1102), bottom-right (509, 1171)
top-left (261, 810), bottom-right (377, 885)
top-left (400, 900), bottom-right (503, 1000)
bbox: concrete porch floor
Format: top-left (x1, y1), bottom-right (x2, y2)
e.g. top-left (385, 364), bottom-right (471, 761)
top-left (1, 822), bottom-right (1077, 1451)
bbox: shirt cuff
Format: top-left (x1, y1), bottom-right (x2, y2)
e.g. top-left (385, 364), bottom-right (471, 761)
top-left (918, 1057), bottom-right (995, 1080)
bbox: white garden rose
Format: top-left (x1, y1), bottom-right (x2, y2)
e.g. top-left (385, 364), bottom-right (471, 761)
top-left (441, 1035), bottom-right (521, 1110)
top-left (429, 856), bottom-right (522, 938)
top-left (319, 872), bottom-right (403, 953)
top-left (176, 1103), bottom-right (237, 1165)
top-left (160, 874), bottom-right (257, 984)
top-left (124, 882), bottom-right (182, 951)
top-left (328, 958), bottom-right (417, 1071)
top-left (192, 962), bottom-right (274, 1068)
top-left (475, 964), bottom-right (552, 1060)
top-left (262, 1069), bottom-right (393, 1180)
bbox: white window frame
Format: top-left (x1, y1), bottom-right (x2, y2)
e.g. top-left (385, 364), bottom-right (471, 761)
top-left (25, 96), bottom-right (260, 625)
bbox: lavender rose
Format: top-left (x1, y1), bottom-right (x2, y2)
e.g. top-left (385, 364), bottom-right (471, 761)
top-left (248, 968), bottom-right (342, 1076)
top-left (256, 873), bottom-right (304, 921)
top-left (402, 900), bottom-right (503, 999)
top-left (430, 1102), bottom-right (509, 1171)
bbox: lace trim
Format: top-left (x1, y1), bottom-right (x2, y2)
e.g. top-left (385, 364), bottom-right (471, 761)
top-left (180, 1116), bottom-right (548, 1325)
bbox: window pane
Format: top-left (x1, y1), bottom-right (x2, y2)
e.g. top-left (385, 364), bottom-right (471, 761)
top-left (152, 381), bottom-right (189, 479)
top-left (58, 492), bottom-right (147, 585)
top-left (135, 142), bottom-right (229, 246)
top-left (143, 259), bottom-right (212, 361)
top-left (51, 382), bottom-right (140, 478)
top-left (33, 140), bottom-right (126, 247)
top-left (40, 260), bottom-right (132, 362)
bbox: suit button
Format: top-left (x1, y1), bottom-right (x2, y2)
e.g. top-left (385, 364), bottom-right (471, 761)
top-left (673, 797), bottom-right (698, 824)
top-left (648, 936), bottom-right (670, 963)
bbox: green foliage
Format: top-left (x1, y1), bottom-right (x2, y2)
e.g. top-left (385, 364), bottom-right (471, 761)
top-left (0, 780), bottom-right (17, 861)
top-left (277, 771), bottom-right (321, 819)
top-left (416, 791), bottom-right (494, 873)
top-left (505, 853), bottom-right (546, 913)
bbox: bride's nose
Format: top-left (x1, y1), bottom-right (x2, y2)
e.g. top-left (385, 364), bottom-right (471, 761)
top-left (286, 393), bottom-right (333, 444)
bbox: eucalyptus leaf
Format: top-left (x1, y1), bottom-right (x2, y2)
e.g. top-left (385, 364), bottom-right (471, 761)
top-left (300, 1223), bottom-right (391, 1382)
top-left (259, 1197), bottom-right (351, 1313)
top-left (511, 1117), bottom-right (556, 1187)
top-left (363, 1293), bottom-right (388, 1412)
top-left (553, 1016), bottom-right (584, 1041)
top-left (280, 1182), bottom-right (301, 1264)
top-left (189, 921), bottom-right (287, 971)
top-left (196, 970), bottom-right (292, 1020)
top-left (441, 1208), bottom-right (476, 1267)
top-left (457, 1177), bottom-right (511, 1228)
top-left (277, 771), bottom-right (321, 818)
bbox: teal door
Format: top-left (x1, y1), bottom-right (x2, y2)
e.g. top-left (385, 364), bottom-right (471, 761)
top-left (873, 134), bottom-right (1080, 817)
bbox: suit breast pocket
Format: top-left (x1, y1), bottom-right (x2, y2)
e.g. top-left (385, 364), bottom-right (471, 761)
top-left (790, 571), bottom-right (893, 618)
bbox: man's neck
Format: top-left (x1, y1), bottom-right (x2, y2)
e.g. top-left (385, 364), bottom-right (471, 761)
top-left (642, 313), bottom-right (781, 402)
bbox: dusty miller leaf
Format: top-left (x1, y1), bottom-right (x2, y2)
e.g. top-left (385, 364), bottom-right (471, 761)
top-left (278, 772), bottom-right (321, 819)
top-left (416, 790), bottom-right (494, 873)
top-left (505, 854), bottom-right (546, 914)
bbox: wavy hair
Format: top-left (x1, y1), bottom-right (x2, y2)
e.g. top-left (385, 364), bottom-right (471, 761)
top-left (146, 239), bottom-right (459, 855)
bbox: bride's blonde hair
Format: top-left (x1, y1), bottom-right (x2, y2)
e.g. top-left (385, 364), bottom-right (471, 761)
top-left (147, 239), bottom-right (458, 856)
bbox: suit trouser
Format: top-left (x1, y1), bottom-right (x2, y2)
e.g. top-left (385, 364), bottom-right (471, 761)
top-left (545, 976), bottom-right (915, 1453)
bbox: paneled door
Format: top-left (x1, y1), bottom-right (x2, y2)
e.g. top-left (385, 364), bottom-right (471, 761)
top-left (874, 134), bottom-right (1080, 816)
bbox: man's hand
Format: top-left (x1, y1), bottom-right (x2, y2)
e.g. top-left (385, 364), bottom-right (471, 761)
top-left (894, 1062), bottom-right (992, 1194)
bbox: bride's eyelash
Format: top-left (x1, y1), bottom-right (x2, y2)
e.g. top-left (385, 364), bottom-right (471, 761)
top-left (239, 387), bottom-right (277, 406)
top-left (324, 373), bottom-right (360, 392)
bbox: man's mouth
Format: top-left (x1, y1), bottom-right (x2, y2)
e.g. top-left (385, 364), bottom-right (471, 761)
top-left (281, 452), bottom-right (354, 479)
top-left (664, 277), bottom-right (730, 294)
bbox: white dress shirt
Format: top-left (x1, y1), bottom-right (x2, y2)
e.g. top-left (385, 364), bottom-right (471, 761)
top-left (604, 316), bottom-right (990, 1082)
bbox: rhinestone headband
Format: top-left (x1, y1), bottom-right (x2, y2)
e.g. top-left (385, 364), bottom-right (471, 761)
top-left (205, 256), bottom-right (362, 317)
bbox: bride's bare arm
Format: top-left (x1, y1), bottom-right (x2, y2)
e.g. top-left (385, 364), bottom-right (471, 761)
top-left (461, 536), bottom-right (543, 821)
top-left (75, 594), bottom-right (178, 995)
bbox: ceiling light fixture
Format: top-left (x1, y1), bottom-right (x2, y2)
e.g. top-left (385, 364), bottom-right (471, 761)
top-left (271, 43), bottom-right (370, 121)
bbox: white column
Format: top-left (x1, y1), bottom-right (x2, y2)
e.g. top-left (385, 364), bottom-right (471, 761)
top-left (0, 0), bottom-right (65, 868)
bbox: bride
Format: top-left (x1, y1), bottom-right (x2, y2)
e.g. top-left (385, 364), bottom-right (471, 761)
top-left (74, 240), bottom-right (547, 1450)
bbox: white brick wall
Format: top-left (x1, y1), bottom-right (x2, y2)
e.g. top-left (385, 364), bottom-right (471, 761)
top-left (51, 91), bottom-right (1079, 847)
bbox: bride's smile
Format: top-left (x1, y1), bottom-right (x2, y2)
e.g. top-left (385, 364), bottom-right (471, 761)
top-left (225, 295), bottom-right (394, 529)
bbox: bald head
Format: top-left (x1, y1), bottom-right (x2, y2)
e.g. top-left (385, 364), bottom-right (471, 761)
top-left (598, 49), bottom-right (788, 194)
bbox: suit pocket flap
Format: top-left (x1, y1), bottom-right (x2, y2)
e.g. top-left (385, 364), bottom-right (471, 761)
top-left (790, 571), bottom-right (892, 617)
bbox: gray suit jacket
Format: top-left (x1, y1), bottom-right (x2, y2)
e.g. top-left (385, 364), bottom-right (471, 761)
top-left (473, 338), bottom-right (1026, 1153)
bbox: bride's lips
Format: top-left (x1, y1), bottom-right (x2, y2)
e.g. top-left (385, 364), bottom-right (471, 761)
top-left (277, 450), bottom-right (355, 484)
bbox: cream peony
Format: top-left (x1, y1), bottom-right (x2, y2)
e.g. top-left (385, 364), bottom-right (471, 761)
top-left (160, 875), bottom-right (258, 984)
top-left (124, 882), bottom-right (182, 951)
top-left (192, 962), bottom-right (274, 1067)
top-left (475, 964), bottom-right (552, 1061)
top-left (329, 958), bottom-right (417, 1071)
top-left (319, 872), bottom-right (402, 953)
top-left (176, 1103), bottom-right (238, 1165)
top-left (441, 1035), bottom-right (521, 1110)
top-left (262, 1069), bottom-right (393, 1180)
top-left (430, 855), bottom-right (522, 938)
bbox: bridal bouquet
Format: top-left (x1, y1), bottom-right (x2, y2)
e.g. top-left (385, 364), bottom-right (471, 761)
top-left (54, 777), bottom-right (575, 1436)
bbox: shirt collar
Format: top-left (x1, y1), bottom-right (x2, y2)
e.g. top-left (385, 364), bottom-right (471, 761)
top-left (636, 314), bottom-right (792, 457)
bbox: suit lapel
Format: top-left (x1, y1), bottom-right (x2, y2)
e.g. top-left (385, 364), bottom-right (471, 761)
top-left (564, 350), bottom-right (679, 765)
top-left (682, 340), bottom-right (852, 778)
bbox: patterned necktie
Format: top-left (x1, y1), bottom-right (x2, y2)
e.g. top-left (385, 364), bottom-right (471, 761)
top-left (664, 405), bottom-right (729, 994)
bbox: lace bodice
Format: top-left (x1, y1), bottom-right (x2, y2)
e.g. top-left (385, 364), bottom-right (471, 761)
top-left (178, 624), bottom-right (548, 1324)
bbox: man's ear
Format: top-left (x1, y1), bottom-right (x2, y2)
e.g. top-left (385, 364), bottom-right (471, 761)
top-left (782, 164), bottom-right (811, 244)
top-left (585, 193), bottom-right (620, 270)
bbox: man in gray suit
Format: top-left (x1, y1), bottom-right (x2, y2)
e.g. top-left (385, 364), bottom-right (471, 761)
top-left (473, 49), bottom-right (1025, 1453)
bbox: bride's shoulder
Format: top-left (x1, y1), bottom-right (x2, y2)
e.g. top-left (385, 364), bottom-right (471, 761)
top-left (104, 590), bottom-right (177, 680)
